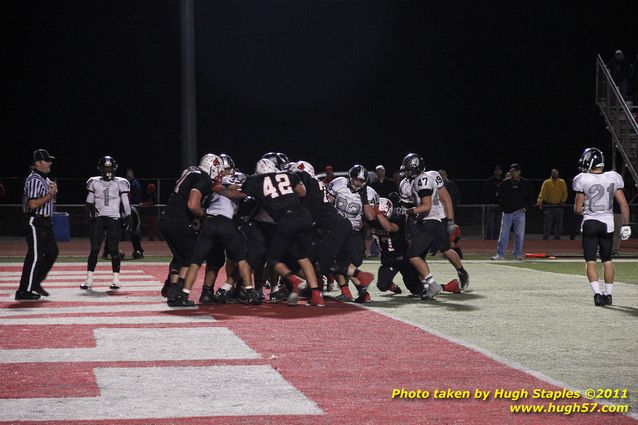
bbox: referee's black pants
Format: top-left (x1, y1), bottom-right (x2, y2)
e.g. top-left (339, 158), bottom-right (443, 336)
top-left (18, 216), bottom-right (59, 293)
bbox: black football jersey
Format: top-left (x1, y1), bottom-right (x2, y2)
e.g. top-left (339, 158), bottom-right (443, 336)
top-left (295, 171), bottom-right (341, 227)
top-left (370, 214), bottom-right (409, 264)
top-left (164, 166), bottom-right (213, 220)
top-left (241, 172), bottom-right (302, 222)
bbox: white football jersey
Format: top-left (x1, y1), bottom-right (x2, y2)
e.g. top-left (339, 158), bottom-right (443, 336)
top-left (411, 170), bottom-right (446, 222)
top-left (328, 176), bottom-right (379, 230)
top-left (206, 192), bottom-right (237, 219)
top-left (399, 177), bottom-right (414, 206)
top-left (572, 171), bottom-right (624, 231)
top-left (86, 176), bottom-right (130, 219)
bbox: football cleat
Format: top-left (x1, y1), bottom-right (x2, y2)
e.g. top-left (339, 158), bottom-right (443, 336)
top-left (80, 283), bottom-right (91, 290)
top-left (308, 290), bottom-right (325, 307)
top-left (443, 279), bottom-right (461, 294)
top-left (270, 289), bottom-right (289, 302)
top-left (32, 287), bottom-right (49, 297)
top-left (287, 292), bottom-right (299, 306)
top-left (337, 286), bottom-right (353, 302)
top-left (160, 279), bottom-right (171, 298)
top-left (199, 285), bottom-right (215, 304)
top-left (593, 294), bottom-right (604, 307)
top-left (132, 250), bottom-right (144, 259)
top-left (420, 281), bottom-right (442, 301)
top-left (457, 269), bottom-right (469, 291)
top-left (167, 292), bottom-right (195, 307)
top-left (354, 290), bottom-right (372, 303)
top-left (166, 279), bottom-right (185, 302)
top-left (15, 291), bottom-right (41, 301)
top-left (603, 294), bottom-right (613, 306)
top-left (239, 287), bottom-right (262, 306)
top-left (387, 283), bottom-right (402, 295)
top-left (214, 288), bottom-right (238, 304)
top-left (109, 283), bottom-right (120, 290)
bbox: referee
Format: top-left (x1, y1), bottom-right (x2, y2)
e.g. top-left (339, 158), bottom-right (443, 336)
top-left (16, 149), bottom-right (59, 301)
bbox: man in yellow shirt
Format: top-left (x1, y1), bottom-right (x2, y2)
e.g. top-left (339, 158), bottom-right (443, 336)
top-left (535, 169), bottom-right (568, 240)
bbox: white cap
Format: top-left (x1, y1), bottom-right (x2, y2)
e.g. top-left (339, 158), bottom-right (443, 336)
top-left (615, 49), bottom-right (623, 54)
top-left (375, 164), bottom-right (385, 171)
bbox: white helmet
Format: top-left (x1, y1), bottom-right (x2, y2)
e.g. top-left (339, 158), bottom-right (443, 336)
top-left (255, 158), bottom-right (279, 175)
top-left (289, 160), bottom-right (315, 178)
top-left (198, 153), bottom-right (223, 178)
top-left (377, 197), bottom-right (393, 217)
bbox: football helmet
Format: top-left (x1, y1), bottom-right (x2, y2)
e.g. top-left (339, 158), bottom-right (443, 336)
top-left (402, 153), bottom-right (425, 176)
top-left (198, 153), bottom-right (224, 178)
top-left (289, 160), bottom-right (315, 178)
top-left (98, 156), bottom-right (118, 180)
top-left (219, 153), bottom-right (235, 175)
top-left (578, 148), bottom-right (604, 173)
top-left (377, 197), bottom-right (393, 217)
top-left (347, 164), bottom-right (368, 192)
top-left (255, 158), bottom-right (279, 174)
top-left (261, 152), bottom-right (290, 171)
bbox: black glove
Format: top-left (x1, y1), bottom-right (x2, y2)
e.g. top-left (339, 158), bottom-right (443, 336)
top-left (86, 203), bottom-right (98, 221)
top-left (122, 215), bottom-right (132, 231)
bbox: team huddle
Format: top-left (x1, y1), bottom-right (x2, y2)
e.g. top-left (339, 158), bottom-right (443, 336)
top-left (78, 148), bottom-right (631, 308)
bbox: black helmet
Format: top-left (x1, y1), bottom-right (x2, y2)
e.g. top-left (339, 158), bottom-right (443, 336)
top-left (402, 153), bottom-right (425, 176)
top-left (98, 156), bottom-right (118, 180)
top-left (219, 153), bottom-right (235, 174)
top-left (261, 152), bottom-right (290, 171)
top-left (347, 164), bottom-right (368, 192)
top-left (578, 148), bottom-right (604, 173)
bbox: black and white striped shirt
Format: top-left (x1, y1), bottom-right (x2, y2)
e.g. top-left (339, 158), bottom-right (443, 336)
top-left (22, 171), bottom-right (54, 217)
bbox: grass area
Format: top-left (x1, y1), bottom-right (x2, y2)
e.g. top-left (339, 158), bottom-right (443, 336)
top-left (494, 261), bottom-right (638, 284)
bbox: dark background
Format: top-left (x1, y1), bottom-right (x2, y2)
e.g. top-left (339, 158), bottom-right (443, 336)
top-left (2, 1), bottom-right (637, 186)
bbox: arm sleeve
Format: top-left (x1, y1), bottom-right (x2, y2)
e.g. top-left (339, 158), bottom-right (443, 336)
top-left (572, 174), bottom-right (583, 193)
top-left (121, 191), bottom-right (132, 217)
top-left (85, 179), bottom-right (95, 203)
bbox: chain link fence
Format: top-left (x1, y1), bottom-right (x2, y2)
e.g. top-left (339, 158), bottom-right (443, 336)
top-left (1, 177), bottom-right (635, 239)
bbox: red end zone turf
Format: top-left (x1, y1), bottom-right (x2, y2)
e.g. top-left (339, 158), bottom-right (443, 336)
top-left (0, 264), bottom-right (634, 424)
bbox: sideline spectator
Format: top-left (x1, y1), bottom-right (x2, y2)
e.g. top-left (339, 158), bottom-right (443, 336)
top-left (491, 163), bottom-right (535, 261)
top-left (482, 165), bottom-right (503, 240)
top-left (126, 168), bottom-right (142, 204)
top-left (607, 49), bottom-right (630, 100)
top-left (535, 168), bottom-right (568, 240)
top-left (16, 149), bottom-right (59, 300)
top-left (322, 165), bottom-right (336, 185)
top-left (139, 183), bottom-right (160, 241)
top-left (370, 165), bottom-right (398, 198)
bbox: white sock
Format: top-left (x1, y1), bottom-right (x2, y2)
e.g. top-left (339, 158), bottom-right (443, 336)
top-left (86, 271), bottom-right (94, 287)
top-left (604, 283), bottom-right (613, 295)
top-left (112, 272), bottom-right (120, 284)
top-left (590, 281), bottom-right (601, 295)
top-left (222, 283), bottom-right (233, 291)
top-left (182, 288), bottom-right (190, 294)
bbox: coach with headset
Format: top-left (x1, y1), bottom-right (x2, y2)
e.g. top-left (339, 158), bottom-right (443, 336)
top-left (15, 149), bottom-right (59, 301)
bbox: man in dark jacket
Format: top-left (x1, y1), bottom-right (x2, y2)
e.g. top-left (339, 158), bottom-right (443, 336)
top-left (491, 163), bottom-right (535, 261)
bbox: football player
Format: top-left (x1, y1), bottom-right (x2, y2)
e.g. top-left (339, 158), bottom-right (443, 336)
top-left (241, 156), bottom-right (325, 306)
top-left (372, 196), bottom-right (461, 296)
top-left (81, 156), bottom-right (131, 290)
top-left (402, 153), bottom-right (469, 300)
top-left (327, 164), bottom-right (377, 303)
top-left (171, 154), bottom-right (262, 307)
top-left (573, 147), bottom-right (631, 306)
top-left (160, 154), bottom-right (217, 305)
top-left (288, 160), bottom-right (353, 286)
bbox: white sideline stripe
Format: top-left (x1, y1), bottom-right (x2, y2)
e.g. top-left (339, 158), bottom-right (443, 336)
top-left (0, 365), bottom-right (322, 421)
top-left (0, 327), bottom-right (258, 363)
top-left (0, 275), bottom-right (155, 281)
top-left (0, 286), bottom-right (160, 294)
top-left (0, 303), bottom-right (196, 317)
top-left (0, 315), bottom-right (215, 325)
top-left (0, 262), bottom-right (172, 267)
top-left (359, 304), bottom-right (638, 420)
top-left (0, 270), bottom-right (146, 277)
top-left (0, 293), bottom-right (162, 303)
top-left (0, 281), bottom-right (160, 289)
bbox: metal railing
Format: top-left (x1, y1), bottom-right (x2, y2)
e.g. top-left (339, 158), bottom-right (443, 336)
top-left (595, 54), bottom-right (638, 195)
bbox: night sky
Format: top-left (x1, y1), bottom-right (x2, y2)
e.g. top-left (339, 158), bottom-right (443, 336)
top-left (2, 1), bottom-right (637, 182)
